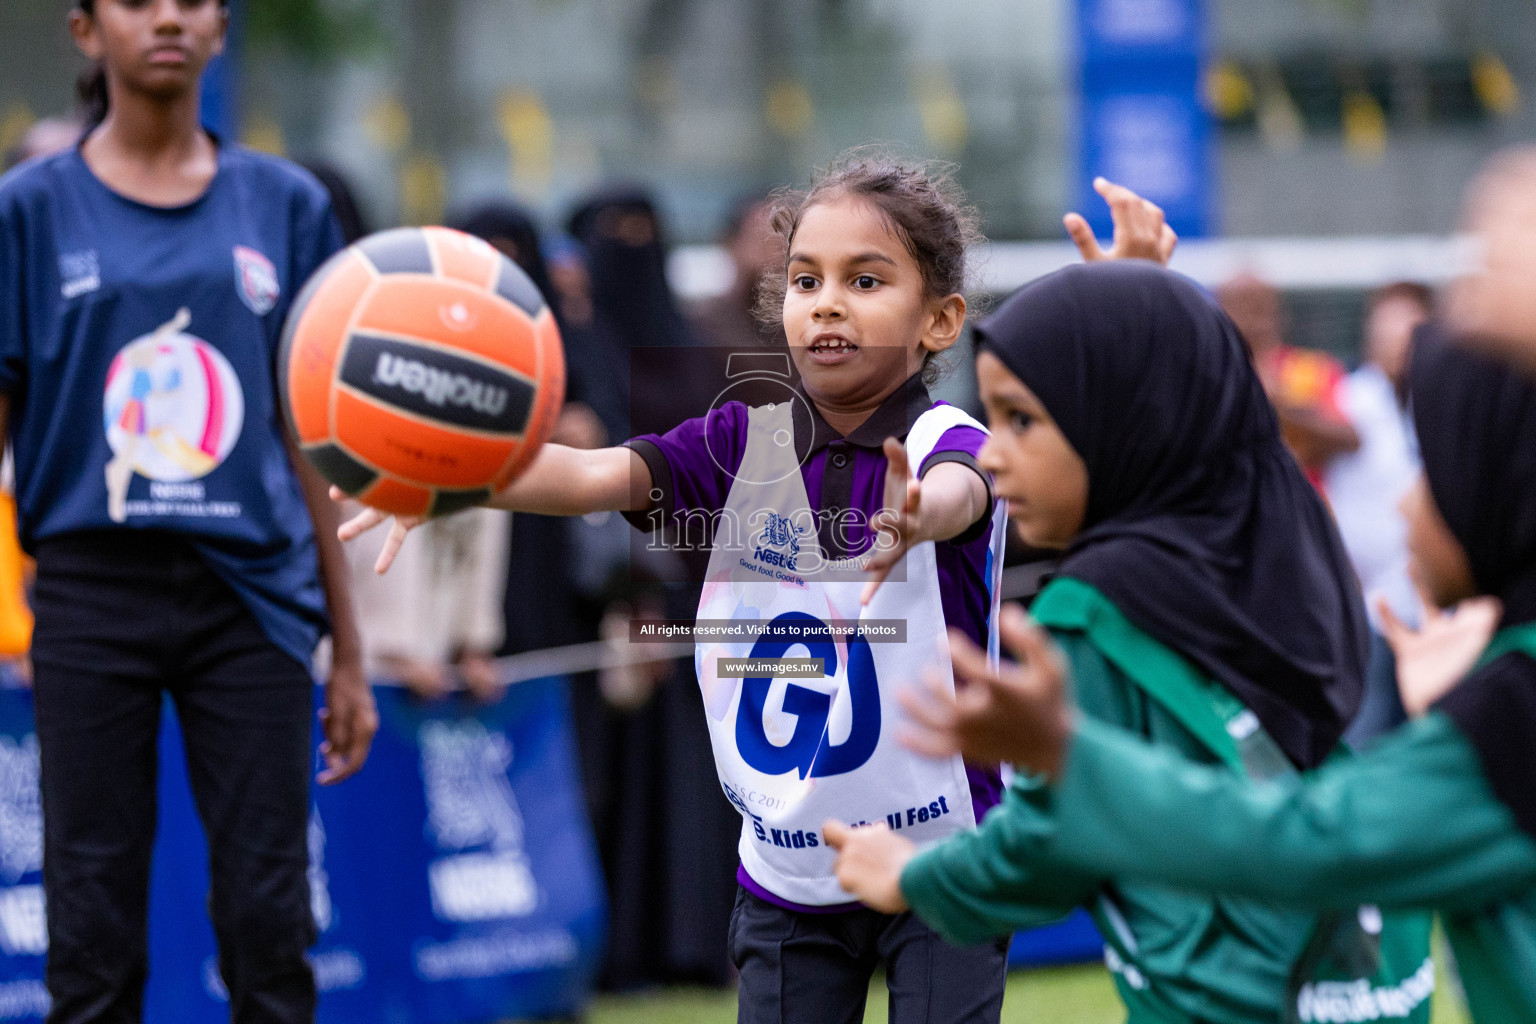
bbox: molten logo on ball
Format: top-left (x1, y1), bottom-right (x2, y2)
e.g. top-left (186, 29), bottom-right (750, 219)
top-left (339, 333), bottom-right (533, 434)
top-left (371, 352), bottom-right (511, 418)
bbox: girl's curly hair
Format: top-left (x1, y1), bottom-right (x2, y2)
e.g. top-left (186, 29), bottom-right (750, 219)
top-left (755, 148), bottom-right (985, 385)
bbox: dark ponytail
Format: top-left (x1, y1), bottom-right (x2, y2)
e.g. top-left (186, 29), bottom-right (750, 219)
top-left (74, 0), bottom-right (108, 130)
top-left (77, 63), bottom-right (108, 131)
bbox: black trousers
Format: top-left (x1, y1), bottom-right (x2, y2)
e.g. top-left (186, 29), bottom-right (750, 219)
top-left (729, 886), bottom-right (1009, 1024)
top-left (30, 531), bottom-right (317, 1024)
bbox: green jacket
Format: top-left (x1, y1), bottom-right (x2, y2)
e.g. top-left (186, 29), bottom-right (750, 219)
top-left (902, 579), bottom-right (1432, 1023)
top-left (1042, 711), bottom-right (1536, 1023)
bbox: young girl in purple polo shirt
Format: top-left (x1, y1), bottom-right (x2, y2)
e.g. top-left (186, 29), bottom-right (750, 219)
top-left (342, 156), bottom-right (1171, 1023)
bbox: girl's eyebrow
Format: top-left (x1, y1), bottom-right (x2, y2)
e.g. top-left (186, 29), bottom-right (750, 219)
top-left (787, 251), bottom-right (900, 268)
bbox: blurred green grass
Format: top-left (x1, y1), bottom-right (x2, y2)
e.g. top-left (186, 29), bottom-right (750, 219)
top-left (586, 957), bottom-right (1470, 1024)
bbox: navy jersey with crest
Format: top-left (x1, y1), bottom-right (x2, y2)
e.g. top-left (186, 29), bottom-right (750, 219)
top-left (0, 144), bottom-right (345, 666)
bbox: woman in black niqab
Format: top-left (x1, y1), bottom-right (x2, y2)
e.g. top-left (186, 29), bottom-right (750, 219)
top-left (558, 187), bottom-right (738, 989)
top-left (974, 261), bottom-right (1368, 769)
top-left (1415, 324), bottom-right (1536, 838)
top-left (453, 203), bottom-right (558, 314)
top-left (565, 186), bottom-right (717, 442)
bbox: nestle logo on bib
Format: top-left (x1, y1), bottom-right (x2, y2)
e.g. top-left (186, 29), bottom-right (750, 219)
top-left (339, 333), bottom-right (534, 434)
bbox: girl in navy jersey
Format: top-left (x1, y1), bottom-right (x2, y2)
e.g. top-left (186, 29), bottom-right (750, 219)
top-left (342, 156), bottom-right (1174, 1023)
top-left (0, 2), bottom-right (377, 1021)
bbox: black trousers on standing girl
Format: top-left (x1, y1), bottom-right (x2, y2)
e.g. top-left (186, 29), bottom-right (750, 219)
top-left (30, 531), bottom-right (316, 1024)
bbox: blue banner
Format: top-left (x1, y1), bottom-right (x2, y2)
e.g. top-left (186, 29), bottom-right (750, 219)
top-left (0, 676), bottom-right (605, 1024)
top-left (0, 686), bottom-right (48, 1023)
top-left (1074, 0), bottom-right (1214, 238)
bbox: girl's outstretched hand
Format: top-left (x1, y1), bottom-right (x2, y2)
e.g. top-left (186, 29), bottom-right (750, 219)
top-left (1379, 590), bottom-right (1502, 716)
top-left (331, 485), bottom-right (424, 575)
top-left (862, 438), bottom-right (925, 605)
top-left (1063, 176), bottom-right (1179, 266)
top-left (899, 603), bottom-right (1075, 779)
top-left (823, 820), bottom-right (914, 913)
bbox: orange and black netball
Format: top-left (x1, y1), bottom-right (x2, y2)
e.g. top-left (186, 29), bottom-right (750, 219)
top-left (279, 226), bottom-right (565, 517)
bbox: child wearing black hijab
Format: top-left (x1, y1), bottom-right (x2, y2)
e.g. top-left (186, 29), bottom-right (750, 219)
top-left (827, 263), bottom-right (1437, 1022)
top-left (839, 315), bottom-right (1536, 1020)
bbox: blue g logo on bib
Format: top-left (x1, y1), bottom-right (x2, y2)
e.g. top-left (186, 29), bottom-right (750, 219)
top-left (736, 612), bottom-right (881, 779)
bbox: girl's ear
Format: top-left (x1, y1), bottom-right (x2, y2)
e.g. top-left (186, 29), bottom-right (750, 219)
top-left (69, 8), bottom-right (103, 61)
top-left (921, 293), bottom-right (967, 354)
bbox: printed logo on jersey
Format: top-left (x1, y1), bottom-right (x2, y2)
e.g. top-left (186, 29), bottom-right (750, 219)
top-left (750, 512), bottom-right (806, 573)
top-left (735, 611), bottom-right (881, 780)
top-left (101, 308), bottom-right (246, 523)
top-left (59, 250), bottom-right (100, 299)
top-left (233, 245), bottom-right (280, 315)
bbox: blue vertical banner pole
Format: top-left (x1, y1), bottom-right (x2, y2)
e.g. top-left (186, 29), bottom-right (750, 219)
top-left (1074, 0), bottom-right (1215, 238)
top-left (200, 0), bottom-right (239, 140)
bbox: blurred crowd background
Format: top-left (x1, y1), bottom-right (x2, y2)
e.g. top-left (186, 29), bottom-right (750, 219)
top-left (1, 0), bottom-right (1531, 1016)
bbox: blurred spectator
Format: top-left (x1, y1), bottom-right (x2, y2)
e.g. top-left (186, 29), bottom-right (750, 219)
top-left (2, 116), bottom-right (82, 172)
top-left (1450, 147), bottom-right (1536, 370)
top-left (561, 185), bottom-right (738, 990)
top-left (1328, 283), bottom-right (1433, 747)
top-left (452, 201), bottom-right (602, 664)
top-left (688, 194), bottom-right (783, 349)
top-left (1218, 273), bottom-right (1360, 489)
top-left (344, 501), bottom-right (510, 704)
top-left (300, 161), bottom-right (372, 244)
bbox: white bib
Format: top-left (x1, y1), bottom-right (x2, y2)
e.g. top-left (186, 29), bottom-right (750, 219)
top-left (694, 400), bottom-right (1006, 905)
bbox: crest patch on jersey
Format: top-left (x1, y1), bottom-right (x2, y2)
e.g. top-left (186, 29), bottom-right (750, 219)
top-left (233, 245), bottom-right (280, 316)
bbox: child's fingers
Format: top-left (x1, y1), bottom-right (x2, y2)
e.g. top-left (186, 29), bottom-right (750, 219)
top-left (1376, 598), bottom-right (1410, 649)
top-left (337, 506), bottom-right (386, 542)
top-left (823, 819), bottom-right (852, 851)
top-left (328, 485), bottom-right (348, 504)
top-left (860, 562), bottom-right (893, 606)
top-left (996, 603), bottom-right (1033, 653)
top-left (999, 605), bottom-right (1063, 694)
top-left (896, 723), bottom-right (962, 760)
top-left (861, 517), bottom-right (904, 604)
top-left (372, 519), bottom-right (415, 575)
top-left (1459, 596), bottom-right (1503, 632)
top-left (1412, 577), bottom-right (1444, 625)
top-left (946, 625), bottom-right (989, 675)
top-left (1157, 223), bottom-right (1179, 264)
top-left (1063, 212), bottom-right (1104, 261)
top-left (1095, 177), bottom-right (1142, 219)
top-left (899, 672), bottom-right (960, 733)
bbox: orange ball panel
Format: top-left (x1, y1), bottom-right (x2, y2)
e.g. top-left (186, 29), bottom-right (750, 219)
top-left (285, 254), bottom-right (375, 445)
top-left (355, 476), bottom-right (433, 518)
top-left (494, 309), bottom-right (567, 487)
top-left (423, 227), bottom-right (500, 289)
top-left (332, 388), bottom-right (520, 489)
top-left (352, 278), bottom-right (541, 379)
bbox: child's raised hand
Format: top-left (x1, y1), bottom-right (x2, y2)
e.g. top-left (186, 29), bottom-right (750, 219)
top-left (1063, 177), bottom-right (1178, 267)
top-left (331, 485), bottom-right (424, 575)
top-left (1379, 590), bottom-right (1502, 717)
top-left (823, 820), bottom-right (915, 913)
top-left (862, 437), bottom-right (925, 605)
top-left (898, 604), bottom-right (1076, 778)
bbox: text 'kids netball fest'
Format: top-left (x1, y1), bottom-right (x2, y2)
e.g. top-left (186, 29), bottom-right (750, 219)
top-left (4, 1), bottom-right (1536, 1023)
